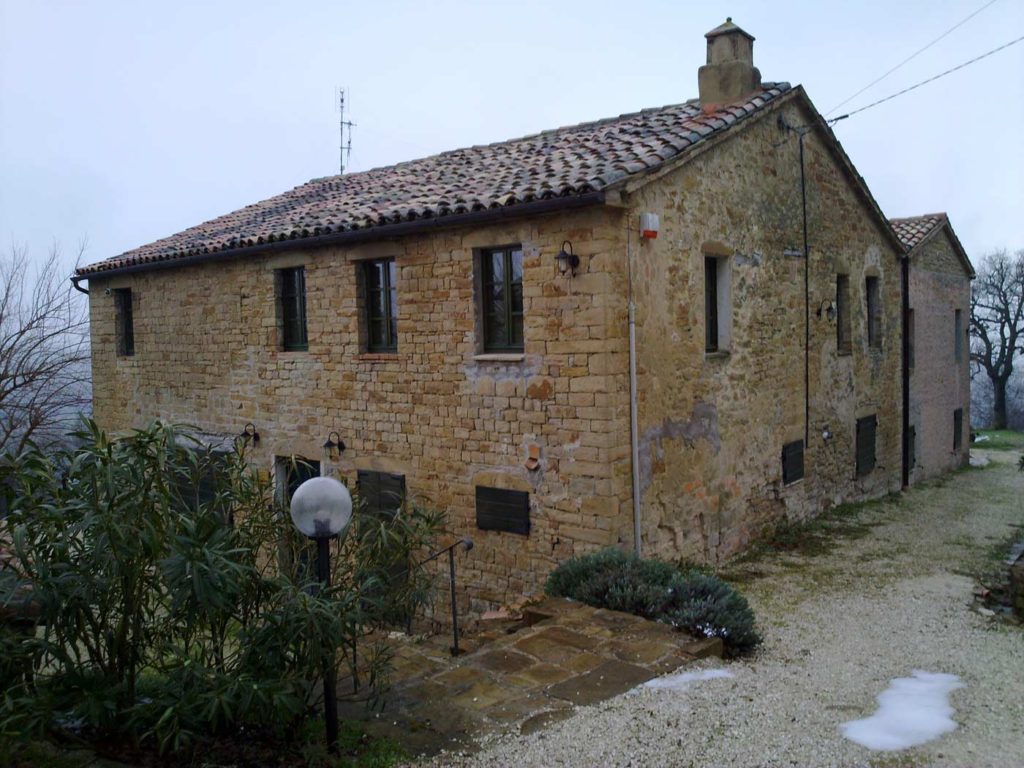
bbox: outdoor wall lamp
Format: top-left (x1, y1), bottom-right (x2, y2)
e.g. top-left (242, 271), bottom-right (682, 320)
top-left (817, 299), bottom-right (837, 322)
top-left (555, 240), bottom-right (579, 276)
top-left (822, 425), bottom-right (834, 442)
top-left (323, 431), bottom-right (345, 461)
top-left (236, 422), bottom-right (260, 448)
top-left (289, 476), bottom-right (354, 754)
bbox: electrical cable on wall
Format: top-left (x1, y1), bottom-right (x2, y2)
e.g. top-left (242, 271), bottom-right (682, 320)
top-left (829, 33), bottom-right (1024, 124)
top-left (825, 0), bottom-right (1001, 116)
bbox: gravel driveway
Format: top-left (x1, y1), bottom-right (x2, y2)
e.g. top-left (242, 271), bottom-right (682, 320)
top-left (420, 451), bottom-right (1024, 767)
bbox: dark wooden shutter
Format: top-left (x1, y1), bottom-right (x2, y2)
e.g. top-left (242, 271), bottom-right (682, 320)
top-left (358, 470), bottom-right (405, 518)
top-left (856, 415), bottom-right (877, 477)
top-left (953, 409), bottom-right (963, 450)
top-left (705, 257), bottom-right (719, 352)
top-left (476, 486), bottom-right (530, 535)
top-left (782, 440), bottom-right (804, 485)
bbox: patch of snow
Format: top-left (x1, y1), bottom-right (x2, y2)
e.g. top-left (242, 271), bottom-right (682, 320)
top-left (973, 434), bottom-right (990, 443)
top-left (969, 454), bottom-right (989, 467)
top-left (841, 670), bottom-right (964, 751)
top-left (643, 668), bottom-right (735, 691)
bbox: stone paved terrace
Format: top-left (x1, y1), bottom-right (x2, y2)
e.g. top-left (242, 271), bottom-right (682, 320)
top-left (336, 597), bottom-right (723, 757)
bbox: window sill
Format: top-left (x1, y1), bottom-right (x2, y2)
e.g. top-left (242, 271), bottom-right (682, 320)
top-left (474, 353), bottom-right (525, 363)
top-left (704, 350), bottom-right (730, 360)
top-left (837, 348), bottom-right (853, 357)
top-left (357, 352), bottom-right (400, 362)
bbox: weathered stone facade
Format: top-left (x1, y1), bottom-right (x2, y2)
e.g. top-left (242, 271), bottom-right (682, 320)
top-left (87, 92), bottom-right (905, 615)
top-left (906, 225), bottom-right (972, 481)
top-left (628, 95), bottom-right (904, 561)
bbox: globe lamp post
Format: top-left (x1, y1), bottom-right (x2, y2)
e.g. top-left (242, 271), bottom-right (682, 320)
top-left (289, 476), bottom-right (353, 754)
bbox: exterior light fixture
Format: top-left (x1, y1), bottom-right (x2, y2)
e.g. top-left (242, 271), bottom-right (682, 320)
top-left (236, 422), bottom-right (260, 449)
top-left (821, 425), bottom-right (833, 441)
top-left (289, 476), bottom-right (354, 754)
top-left (817, 299), bottom-right (837, 322)
top-left (555, 240), bottom-right (579, 276)
top-left (323, 431), bottom-right (345, 461)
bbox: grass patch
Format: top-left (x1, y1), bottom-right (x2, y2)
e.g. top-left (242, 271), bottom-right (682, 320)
top-left (973, 429), bottom-right (1024, 452)
top-left (734, 500), bottom-right (882, 563)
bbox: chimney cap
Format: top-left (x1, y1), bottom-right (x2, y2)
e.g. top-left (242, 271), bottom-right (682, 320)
top-left (705, 17), bottom-right (755, 42)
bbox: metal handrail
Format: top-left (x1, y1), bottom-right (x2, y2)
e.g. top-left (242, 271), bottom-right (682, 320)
top-left (411, 537), bottom-right (473, 655)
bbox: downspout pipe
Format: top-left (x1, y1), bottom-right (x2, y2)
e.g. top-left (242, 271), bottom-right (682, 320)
top-left (799, 130), bottom-right (810, 449)
top-left (70, 275), bottom-right (89, 294)
top-left (900, 254), bottom-right (911, 487)
top-left (627, 222), bottom-right (643, 557)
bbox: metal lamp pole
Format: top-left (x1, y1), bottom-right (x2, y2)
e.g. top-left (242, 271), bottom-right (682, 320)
top-left (289, 477), bottom-right (353, 756)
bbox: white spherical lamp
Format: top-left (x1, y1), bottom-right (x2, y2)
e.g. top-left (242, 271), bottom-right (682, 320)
top-left (289, 476), bottom-right (353, 539)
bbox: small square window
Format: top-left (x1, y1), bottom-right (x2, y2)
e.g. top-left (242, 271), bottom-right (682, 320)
top-left (479, 247), bottom-right (524, 352)
top-left (475, 486), bottom-right (529, 535)
top-left (278, 267), bottom-right (308, 351)
top-left (363, 259), bottom-right (398, 352)
top-left (114, 288), bottom-right (134, 357)
top-left (865, 276), bottom-right (881, 349)
top-left (782, 440), bottom-right (805, 485)
top-left (856, 414), bottom-right (877, 477)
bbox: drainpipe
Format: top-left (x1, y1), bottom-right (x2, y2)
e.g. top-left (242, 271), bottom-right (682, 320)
top-left (901, 255), bottom-right (911, 487)
top-left (70, 275), bottom-right (89, 294)
top-left (627, 223), bottom-right (642, 557)
top-left (799, 130), bottom-right (810, 450)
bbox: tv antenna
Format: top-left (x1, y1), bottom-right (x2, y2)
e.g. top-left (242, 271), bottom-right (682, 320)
top-left (337, 87), bottom-right (355, 175)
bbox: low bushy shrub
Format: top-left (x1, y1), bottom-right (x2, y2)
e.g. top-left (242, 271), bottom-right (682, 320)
top-left (546, 548), bottom-right (761, 655)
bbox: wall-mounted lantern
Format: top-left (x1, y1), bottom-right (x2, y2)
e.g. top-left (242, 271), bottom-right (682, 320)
top-left (817, 299), bottom-right (837, 322)
top-left (236, 422), bottom-right (260, 449)
top-left (555, 240), bottom-right (579, 276)
top-left (323, 431), bottom-right (345, 461)
top-left (821, 425), bottom-right (833, 442)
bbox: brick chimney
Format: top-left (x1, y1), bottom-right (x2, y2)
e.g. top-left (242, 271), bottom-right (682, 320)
top-left (698, 18), bottom-right (761, 108)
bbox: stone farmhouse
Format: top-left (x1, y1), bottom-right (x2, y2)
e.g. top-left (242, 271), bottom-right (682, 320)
top-left (890, 214), bottom-right (974, 483)
top-left (78, 20), bottom-right (918, 613)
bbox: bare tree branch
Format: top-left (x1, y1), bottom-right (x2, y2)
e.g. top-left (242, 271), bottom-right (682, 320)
top-left (0, 243), bottom-right (91, 453)
top-left (970, 248), bottom-right (1024, 429)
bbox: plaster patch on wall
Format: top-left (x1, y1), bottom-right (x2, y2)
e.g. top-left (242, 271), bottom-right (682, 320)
top-left (733, 250), bottom-right (764, 268)
top-left (638, 401), bottom-right (720, 494)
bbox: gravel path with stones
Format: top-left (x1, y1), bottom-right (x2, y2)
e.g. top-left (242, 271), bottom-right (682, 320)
top-left (417, 452), bottom-right (1023, 767)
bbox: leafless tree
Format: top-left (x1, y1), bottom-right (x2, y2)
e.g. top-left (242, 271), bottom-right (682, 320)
top-left (970, 248), bottom-right (1024, 430)
top-left (0, 245), bottom-right (91, 454)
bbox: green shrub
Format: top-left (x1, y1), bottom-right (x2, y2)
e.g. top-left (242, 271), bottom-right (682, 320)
top-left (0, 420), bottom-right (444, 756)
top-left (546, 548), bottom-right (761, 655)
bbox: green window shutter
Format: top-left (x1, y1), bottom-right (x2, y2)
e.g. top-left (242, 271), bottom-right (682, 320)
top-left (856, 415), bottom-right (877, 477)
top-left (475, 486), bottom-right (530, 535)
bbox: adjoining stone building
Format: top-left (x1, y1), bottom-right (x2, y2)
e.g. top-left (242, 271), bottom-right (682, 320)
top-left (890, 214), bottom-right (974, 483)
top-left (76, 20), bottom-right (907, 614)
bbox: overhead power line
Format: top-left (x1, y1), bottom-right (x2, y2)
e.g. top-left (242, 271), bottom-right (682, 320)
top-left (825, 0), bottom-right (1001, 116)
top-left (828, 33), bottom-right (1024, 124)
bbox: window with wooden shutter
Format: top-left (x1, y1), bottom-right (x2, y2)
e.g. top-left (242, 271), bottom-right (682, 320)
top-left (782, 440), bottom-right (805, 485)
top-left (865, 277), bottom-right (881, 349)
top-left (856, 415), bottom-right (877, 477)
top-left (836, 275), bottom-right (851, 354)
top-left (278, 266), bottom-right (308, 351)
top-left (475, 486), bottom-right (530, 535)
top-left (363, 258), bottom-right (398, 352)
top-left (114, 288), bottom-right (135, 356)
top-left (357, 470), bottom-right (406, 518)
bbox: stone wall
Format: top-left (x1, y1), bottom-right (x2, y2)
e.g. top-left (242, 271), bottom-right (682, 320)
top-left (88, 206), bottom-right (634, 616)
top-left (88, 90), bottom-right (910, 612)
top-left (908, 227), bottom-right (972, 481)
top-left (628, 95), bottom-right (904, 562)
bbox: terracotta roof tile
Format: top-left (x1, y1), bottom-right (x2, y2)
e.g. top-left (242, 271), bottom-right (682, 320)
top-left (888, 213), bottom-right (947, 251)
top-left (79, 83), bottom-right (791, 276)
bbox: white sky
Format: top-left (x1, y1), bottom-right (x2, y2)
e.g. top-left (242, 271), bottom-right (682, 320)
top-left (1, 0), bottom-right (1022, 270)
